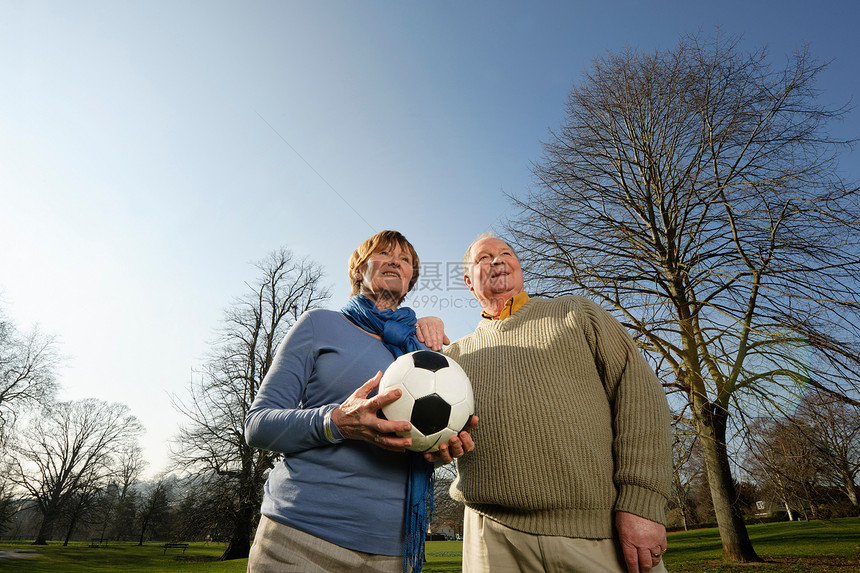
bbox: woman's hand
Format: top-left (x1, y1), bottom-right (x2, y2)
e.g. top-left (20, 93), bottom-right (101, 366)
top-left (415, 316), bottom-right (450, 351)
top-left (424, 415), bottom-right (478, 464)
top-left (330, 372), bottom-right (414, 451)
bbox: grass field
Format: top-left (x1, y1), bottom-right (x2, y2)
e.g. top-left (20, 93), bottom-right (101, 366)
top-left (1, 517), bottom-right (857, 572)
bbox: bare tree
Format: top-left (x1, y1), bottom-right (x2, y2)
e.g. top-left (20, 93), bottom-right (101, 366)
top-left (115, 445), bottom-right (146, 499)
top-left (171, 247), bottom-right (330, 560)
top-left (795, 390), bottom-right (860, 507)
top-left (744, 417), bottom-right (819, 520)
top-left (169, 474), bottom-right (232, 542)
top-left (506, 33), bottom-right (860, 562)
top-left (669, 420), bottom-right (700, 531)
top-left (89, 445), bottom-right (146, 541)
top-left (0, 307), bottom-right (59, 444)
top-left (0, 459), bottom-right (16, 537)
top-left (137, 479), bottom-right (171, 545)
top-left (431, 463), bottom-right (465, 539)
top-left (91, 482), bottom-right (135, 542)
top-left (8, 399), bottom-right (143, 544)
top-left (60, 483), bottom-right (100, 546)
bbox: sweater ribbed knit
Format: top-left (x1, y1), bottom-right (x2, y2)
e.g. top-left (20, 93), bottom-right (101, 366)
top-left (444, 296), bottom-right (672, 540)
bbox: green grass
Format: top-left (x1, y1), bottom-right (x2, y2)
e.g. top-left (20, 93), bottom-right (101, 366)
top-left (0, 541), bottom-right (241, 572)
top-left (1, 517), bottom-right (857, 572)
top-left (662, 517), bottom-right (860, 572)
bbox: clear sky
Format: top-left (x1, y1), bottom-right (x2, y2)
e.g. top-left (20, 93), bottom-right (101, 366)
top-left (2, 1), bottom-right (858, 478)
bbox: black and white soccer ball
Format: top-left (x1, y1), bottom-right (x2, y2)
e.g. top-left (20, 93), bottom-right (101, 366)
top-left (378, 350), bottom-right (474, 453)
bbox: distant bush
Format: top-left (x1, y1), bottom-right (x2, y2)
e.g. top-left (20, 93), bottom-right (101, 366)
top-left (744, 512), bottom-right (788, 525)
top-left (818, 503), bottom-right (860, 520)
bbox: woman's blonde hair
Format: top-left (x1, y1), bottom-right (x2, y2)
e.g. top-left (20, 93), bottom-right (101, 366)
top-left (348, 230), bottom-right (420, 299)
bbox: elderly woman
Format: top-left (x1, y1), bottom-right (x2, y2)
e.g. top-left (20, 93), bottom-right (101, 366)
top-left (245, 230), bottom-right (476, 573)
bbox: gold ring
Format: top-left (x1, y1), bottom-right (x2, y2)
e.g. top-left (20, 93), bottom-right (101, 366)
top-left (373, 435), bottom-right (380, 442)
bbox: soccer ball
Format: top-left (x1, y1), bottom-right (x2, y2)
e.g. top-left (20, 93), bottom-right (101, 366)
top-left (378, 350), bottom-right (474, 453)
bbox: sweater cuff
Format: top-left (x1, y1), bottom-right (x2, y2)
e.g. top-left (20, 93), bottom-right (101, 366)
top-left (323, 405), bottom-right (344, 443)
top-left (615, 485), bottom-right (668, 525)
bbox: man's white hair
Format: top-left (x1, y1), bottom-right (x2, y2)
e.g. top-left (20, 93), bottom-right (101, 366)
top-left (462, 232), bottom-right (518, 277)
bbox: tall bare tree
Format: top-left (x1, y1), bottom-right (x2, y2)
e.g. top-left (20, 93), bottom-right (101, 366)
top-left (91, 444), bottom-right (145, 541)
top-left (0, 459), bottom-right (16, 537)
top-left (171, 247), bottom-right (330, 560)
top-left (0, 307), bottom-right (59, 445)
top-left (137, 479), bottom-right (171, 545)
top-left (506, 34), bottom-right (860, 562)
top-left (431, 463), bottom-right (466, 539)
top-left (60, 482), bottom-right (100, 546)
top-left (669, 420), bottom-right (700, 531)
top-left (795, 390), bottom-right (860, 507)
top-left (8, 399), bottom-right (143, 544)
top-left (744, 417), bottom-right (819, 520)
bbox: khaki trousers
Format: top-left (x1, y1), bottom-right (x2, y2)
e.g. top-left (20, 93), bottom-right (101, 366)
top-left (247, 515), bottom-right (402, 573)
top-left (462, 507), bottom-right (669, 573)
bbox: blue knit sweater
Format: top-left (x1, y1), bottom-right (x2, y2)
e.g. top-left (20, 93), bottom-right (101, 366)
top-left (245, 308), bottom-right (410, 556)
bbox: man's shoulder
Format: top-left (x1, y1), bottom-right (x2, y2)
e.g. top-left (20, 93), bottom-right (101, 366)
top-left (444, 325), bottom-right (488, 358)
top-left (523, 294), bottom-right (596, 314)
top-left (444, 332), bottom-right (473, 355)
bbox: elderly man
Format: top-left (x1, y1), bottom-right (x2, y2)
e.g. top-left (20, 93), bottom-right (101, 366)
top-left (444, 233), bottom-right (672, 573)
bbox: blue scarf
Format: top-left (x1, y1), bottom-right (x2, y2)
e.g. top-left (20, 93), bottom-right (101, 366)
top-left (341, 295), bottom-right (434, 573)
top-left (341, 294), bottom-right (423, 358)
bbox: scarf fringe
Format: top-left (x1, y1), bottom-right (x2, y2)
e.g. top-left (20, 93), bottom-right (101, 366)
top-left (404, 456), bottom-right (435, 573)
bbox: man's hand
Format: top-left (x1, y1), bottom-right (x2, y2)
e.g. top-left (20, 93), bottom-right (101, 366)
top-left (616, 511), bottom-right (667, 573)
top-left (415, 316), bottom-right (450, 351)
top-left (424, 415), bottom-right (478, 464)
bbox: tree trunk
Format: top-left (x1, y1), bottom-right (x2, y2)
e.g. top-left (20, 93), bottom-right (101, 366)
top-left (783, 499), bottom-right (795, 521)
top-left (695, 402), bottom-right (761, 563)
top-left (847, 484), bottom-right (859, 507)
top-left (34, 513), bottom-right (56, 545)
top-left (138, 514), bottom-right (150, 546)
top-left (219, 503), bottom-right (254, 560)
top-left (804, 486), bottom-right (818, 520)
top-left (63, 514), bottom-right (77, 546)
top-left (840, 469), bottom-right (859, 506)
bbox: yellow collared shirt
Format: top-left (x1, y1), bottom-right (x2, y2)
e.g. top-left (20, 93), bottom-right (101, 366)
top-left (481, 291), bottom-right (530, 320)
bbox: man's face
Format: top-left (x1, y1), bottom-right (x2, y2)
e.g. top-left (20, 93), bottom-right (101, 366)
top-left (465, 237), bottom-right (524, 304)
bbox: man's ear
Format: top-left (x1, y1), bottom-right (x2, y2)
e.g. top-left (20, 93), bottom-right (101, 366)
top-left (464, 274), bottom-right (473, 292)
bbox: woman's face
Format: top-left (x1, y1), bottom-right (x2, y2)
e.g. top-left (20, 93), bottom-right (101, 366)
top-left (359, 241), bottom-right (414, 306)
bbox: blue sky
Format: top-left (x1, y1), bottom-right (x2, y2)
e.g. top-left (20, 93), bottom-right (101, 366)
top-left (2, 1), bottom-right (858, 477)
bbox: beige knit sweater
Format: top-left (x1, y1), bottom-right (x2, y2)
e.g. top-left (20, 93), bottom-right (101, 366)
top-left (444, 295), bottom-right (672, 539)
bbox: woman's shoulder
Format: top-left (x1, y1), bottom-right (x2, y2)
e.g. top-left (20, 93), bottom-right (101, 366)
top-left (298, 307), bottom-right (349, 329)
top-left (302, 307), bottom-right (341, 319)
top-left (301, 307), bottom-right (386, 347)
